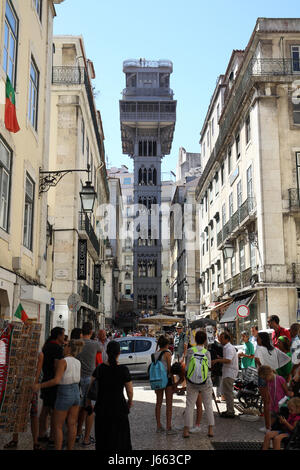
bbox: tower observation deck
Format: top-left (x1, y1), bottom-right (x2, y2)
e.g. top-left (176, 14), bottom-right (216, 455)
top-left (120, 58), bottom-right (177, 317)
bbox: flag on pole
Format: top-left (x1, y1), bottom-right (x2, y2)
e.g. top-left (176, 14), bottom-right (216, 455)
top-left (4, 76), bottom-right (20, 133)
top-left (14, 304), bottom-right (28, 323)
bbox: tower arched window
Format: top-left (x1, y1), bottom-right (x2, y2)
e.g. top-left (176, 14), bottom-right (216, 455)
top-left (153, 169), bottom-right (157, 185)
top-left (143, 168), bottom-right (147, 185)
top-left (138, 168), bottom-right (143, 185)
top-left (148, 168), bottom-right (153, 185)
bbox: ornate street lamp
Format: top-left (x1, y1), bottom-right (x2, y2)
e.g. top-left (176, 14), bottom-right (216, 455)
top-left (80, 180), bottom-right (97, 213)
top-left (223, 243), bottom-right (234, 260)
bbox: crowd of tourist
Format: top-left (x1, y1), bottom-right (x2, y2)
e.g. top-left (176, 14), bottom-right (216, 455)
top-left (2, 315), bottom-right (300, 451)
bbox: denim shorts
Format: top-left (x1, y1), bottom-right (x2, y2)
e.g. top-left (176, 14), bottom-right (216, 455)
top-left (55, 384), bottom-right (80, 411)
top-left (79, 376), bottom-right (92, 407)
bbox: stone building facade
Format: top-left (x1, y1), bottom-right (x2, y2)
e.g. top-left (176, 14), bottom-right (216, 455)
top-left (0, 0), bottom-right (65, 343)
top-left (196, 18), bottom-right (300, 340)
top-left (47, 36), bottom-right (109, 335)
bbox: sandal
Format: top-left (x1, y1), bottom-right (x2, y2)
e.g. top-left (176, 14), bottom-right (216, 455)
top-left (207, 434), bottom-right (214, 438)
top-left (38, 436), bottom-right (49, 443)
top-left (4, 440), bottom-right (18, 449)
top-left (183, 433), bottom-right (190, 438)
top-left (33, 444), bottom-right (43, 451)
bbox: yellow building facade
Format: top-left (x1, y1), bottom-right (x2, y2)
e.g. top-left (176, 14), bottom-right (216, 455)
top-left (0, 0), bottom-right (64, 342)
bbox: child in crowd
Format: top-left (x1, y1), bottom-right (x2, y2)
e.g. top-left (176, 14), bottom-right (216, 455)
top-left (262, 397), bottom-right (300, 450)
top-left (258, 366), bottom-right (293, 427)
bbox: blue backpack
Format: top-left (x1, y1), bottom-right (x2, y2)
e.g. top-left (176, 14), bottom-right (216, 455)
top-left (149, 351), bottom-right (169, 390)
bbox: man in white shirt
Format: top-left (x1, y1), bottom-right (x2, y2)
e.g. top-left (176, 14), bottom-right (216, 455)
top-left (212, 332), bottom-right (239, 418)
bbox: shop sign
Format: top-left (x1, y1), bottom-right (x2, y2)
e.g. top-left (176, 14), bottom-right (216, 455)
top-left (77, 239), bottom-right (87, 280)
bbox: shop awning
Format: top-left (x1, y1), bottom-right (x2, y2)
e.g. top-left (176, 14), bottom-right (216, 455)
top-left (220, 294), bottom-right (256, 324)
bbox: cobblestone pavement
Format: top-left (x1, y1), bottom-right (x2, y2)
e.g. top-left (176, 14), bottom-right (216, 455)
top-left (0, 378), bottom-right (264, 451)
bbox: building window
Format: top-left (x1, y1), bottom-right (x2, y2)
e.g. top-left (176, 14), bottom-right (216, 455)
top-left (211, 118), bottom-right (214, 137)
top-left (34, 0), bottom-right (42, 20)
top-left (205, 192), bottom-right (208, 212)
top-left (221, 163), bottom-right (224, 186)
top-left (207, 131), bottom-right (210, 148)
top-left (28, 58), bottom-right (39, 130)
top-left (292, 95), bottom-right (300, 124)
top-left (237, 180), bottom-right (242, 208)
top-left (235, 133), bottom-right (241, 160)
top-left (247, 165), bottom-right (253, 199)
top-left (203, 141), bottom-right (205, 157)
top-left (292, 46), bottom-right (300, 73)
top-left (125, 285), bottom-right (132, 296)
top-left (239, 239), bottom-right (245, 272)
top-left (3, 0), bottom-right (18, 87)
top-left (138, 140), bottom-right (157, 157)
top-left (217, 104), bottom-right (220, 121)
top-left (231, 248), bottom-right (236, 276)
top-left (222, 203), bottom-right (226, 227)
top-left (228, 146), bottom-right (232, 174)
top-left (0, 138), bottom-right (12, 232)
top-left (245, 114), bottom-right (251, 143)
top-left (215, 172), bottom-right (220, 195)
top-left (229, 193), bottom-right (234, 218)
top-left (23, 174), bottom-right (35, 251)
top-left (123, 177), bottom-right (131, 185)
top-left (250, 242), bottom-right (256, 269)
top-left (125, 256), bottom-right (132, 266)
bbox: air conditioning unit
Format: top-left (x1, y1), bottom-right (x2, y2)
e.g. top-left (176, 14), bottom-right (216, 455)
top-left (179, 300), bottom-right (184, 311)
top-left (211, 293), bottom-right (218, 302)
top-left (218, 286), bottom-right (224, 296)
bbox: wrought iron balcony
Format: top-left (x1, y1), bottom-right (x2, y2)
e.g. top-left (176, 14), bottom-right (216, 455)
top-left (52, 66), bottom-right (109, 197)
top-left (217, 198), bottom-right (256, 247)
top-left (122, 87), bottom-right (174, 98)
top-left (52, 66), bottom-right (85, 85)
top-left (78, 212), bottom-right (100, 257)
top-left (196, 58), bottom-right (300, 201)
top-left (289, 188), bottom-right (300, 210)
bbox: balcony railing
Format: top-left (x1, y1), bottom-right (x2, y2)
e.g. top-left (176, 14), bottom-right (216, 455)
top-left (217, 197), bottom-right (256, 247)
top-left (79, 212), bottom-right (100, 256)
top-left (52, 66), bottom-right (85, 85)
top-left (120, 111), bottom-right (176, 122)
top-left (289, 188), bottom-right (300, 210)
top-left (79, 283), bottom-right (99, 309)
top-left (123, 87), bottom-right (174, 98)
top-left (196, 58), bottom-right (300, 201)
top-left (52, 66), bottom-right (109, 197)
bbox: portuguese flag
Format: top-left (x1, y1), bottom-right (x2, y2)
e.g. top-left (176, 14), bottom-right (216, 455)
top-left (4, 76), bottom-right (20, 133)
top-left (14, 304), bottom-right (28, 323)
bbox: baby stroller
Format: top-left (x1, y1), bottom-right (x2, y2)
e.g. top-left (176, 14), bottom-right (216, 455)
top-left (233, 367), bottom-right (263, 413)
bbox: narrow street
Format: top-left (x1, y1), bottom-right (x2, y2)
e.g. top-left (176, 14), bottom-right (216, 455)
top-left (0, 379), bottom-right (264, 451)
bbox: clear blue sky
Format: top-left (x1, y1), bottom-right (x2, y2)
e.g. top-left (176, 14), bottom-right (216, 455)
top-left (54, 0), bottom-right (300, 174)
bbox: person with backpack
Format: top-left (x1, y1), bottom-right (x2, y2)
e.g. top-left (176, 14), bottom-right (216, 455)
top-left (151, 335), bottom-right (176, 435)
top-left (211, 331), bottom-right (239, 419)
top-left (183, 330), bottom-right (215, 439)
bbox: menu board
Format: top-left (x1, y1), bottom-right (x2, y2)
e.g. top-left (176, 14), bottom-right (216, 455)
top-left (0, 321), bottom-right (41, 433)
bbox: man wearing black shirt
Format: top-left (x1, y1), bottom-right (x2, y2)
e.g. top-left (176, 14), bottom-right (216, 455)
top-left (39, 327), bottom-right (65, 442)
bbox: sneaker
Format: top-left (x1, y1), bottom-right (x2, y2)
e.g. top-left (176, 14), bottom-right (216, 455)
top-left (156, 426), bottom-right (165, 433)
top-left (81, 439), bottom-right (94, 447)
top-left (174, 425), bottom-right (184, 431)
top-left (259, 426), bottom-right (271, 433)
top-left (166, 429), bottom-right (177, 435)
top-left (220, 411), bottom-right (235, 419)
top-left (190, 426), bottom-right (202, 433)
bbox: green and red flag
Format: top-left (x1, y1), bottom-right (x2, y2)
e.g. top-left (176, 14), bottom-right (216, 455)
top-left (14, 304), bottom-right (28, 323)
top-left (4, 76), bottom-right (20, 133)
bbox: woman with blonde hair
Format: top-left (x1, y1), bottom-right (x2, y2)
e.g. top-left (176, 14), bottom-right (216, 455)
top-left (33, 339), bottom-right (84, 450)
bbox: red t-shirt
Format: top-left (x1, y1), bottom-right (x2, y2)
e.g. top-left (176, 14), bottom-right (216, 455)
top-left (272, 327), bottom-right (291, 349)
top-left (287, 413), bottom-right (300, 433)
